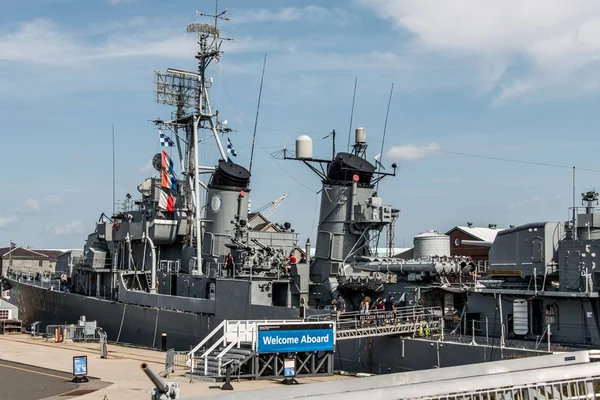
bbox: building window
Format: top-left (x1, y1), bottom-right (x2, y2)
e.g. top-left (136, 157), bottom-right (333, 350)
top-left (38, 260), bottom-right (42, 267)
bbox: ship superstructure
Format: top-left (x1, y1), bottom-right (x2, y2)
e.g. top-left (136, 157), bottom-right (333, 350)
top-left (4, 4), bottom-right (600, 378)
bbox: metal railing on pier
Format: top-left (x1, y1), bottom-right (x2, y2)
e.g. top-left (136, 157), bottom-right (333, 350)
top-left (45, 324), bottom-right (104, 342)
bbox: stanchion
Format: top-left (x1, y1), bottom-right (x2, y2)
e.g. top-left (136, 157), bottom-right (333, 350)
top-left (161, 333), bottom-right (167, 351)
top-left (221, 360), bottom-right (234, 391)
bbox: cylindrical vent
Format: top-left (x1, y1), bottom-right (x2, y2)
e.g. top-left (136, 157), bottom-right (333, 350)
top-left (413, 230), bottom-right (450, 259)
top-left (296, 135), bottom-right (313, 160)
top-left (209, 161), bottom-right (251, 189)
top-left (355, 127), bottom-right (366, 144)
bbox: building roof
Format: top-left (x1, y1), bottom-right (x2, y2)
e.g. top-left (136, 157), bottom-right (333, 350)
top-left (34, 250), bottom-right (64, 259)
top-left (445, 226), bottom-right (504, 243)
top-left (0, 247), bottom-right (50, 258)
top-left (0, 247), bottom-right (66, 259)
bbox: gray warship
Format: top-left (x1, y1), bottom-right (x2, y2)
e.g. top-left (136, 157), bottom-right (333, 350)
top-left (4, 6), bottom-right (600, 375)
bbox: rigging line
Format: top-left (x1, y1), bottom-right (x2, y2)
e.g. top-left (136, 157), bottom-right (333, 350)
top-left (376, 82), bottom-right (394, 191)
top-left (255, 137), bottom-right (318, 193)
top-left (346, 77), bottom-right (358, 152)
top-left (401, 146), bottom-right (600, 173)
top-left (307, 192), bottom-right (319, 239)
top-left (219, 77), bottom-right (254, 134)
top-left (219, 77), bottom-right (318, 193)
top-left (250, 53), bottom-right (267, 176)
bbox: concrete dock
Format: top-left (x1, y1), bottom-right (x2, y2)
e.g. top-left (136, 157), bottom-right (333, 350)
top-left (0, 334), bottom-right (355, 399)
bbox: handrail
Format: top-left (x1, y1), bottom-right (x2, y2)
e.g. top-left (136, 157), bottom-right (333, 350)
top-left (306, 305), bottom-right (442, 322)
top-left (215, 322), bottom-right (256, 374)
top-left (188, 319), bottom-right (226, 357)
top-left (200, 321), bottom-right (241, 375)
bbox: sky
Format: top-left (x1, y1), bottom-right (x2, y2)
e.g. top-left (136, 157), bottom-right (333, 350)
top-left (2, 0), bottom-right (600, 251)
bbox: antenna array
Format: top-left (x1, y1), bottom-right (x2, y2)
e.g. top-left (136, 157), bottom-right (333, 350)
top-left (154, 71), bottom-right (199, 110)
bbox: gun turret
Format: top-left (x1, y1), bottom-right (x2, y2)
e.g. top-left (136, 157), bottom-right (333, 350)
top-left (141, 362), bottom-right (180, 399)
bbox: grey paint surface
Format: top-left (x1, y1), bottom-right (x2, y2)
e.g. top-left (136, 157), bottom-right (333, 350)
top-left (0, 359), bottom-right (84, 400)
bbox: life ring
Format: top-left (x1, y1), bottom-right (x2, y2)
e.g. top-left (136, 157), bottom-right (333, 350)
top-left (112, 221), bottom-right (120, 231)
top-left (90, 275), bottom-right (96, 284)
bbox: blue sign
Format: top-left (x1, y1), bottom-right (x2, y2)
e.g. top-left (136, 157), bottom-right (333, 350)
top-left (73, 356), bottom-right (88, 376)
top-left (257, 323), bottom-right (335, 354)
top-left (283, 359), bottom-right (295, 377)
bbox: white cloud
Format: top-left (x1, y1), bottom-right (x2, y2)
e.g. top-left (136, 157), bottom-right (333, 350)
top-left (0, 18), bottom-right (195, 67)
top-left (19, 198), bottom-right (40, 213)
top-left (47, 220), bottom-right (85, 236)
top-left (43, 194), bottom-right (61, 205)
top-left (233, 6), bottom-right (347, 24)
top-left (0, 215), bottom-right (18, 230)
top-left (386, 143), bottom-right (440, 162)
top-left (358, 0), bottom-right (600, 103)
top-left (109, 0), bottom-right (134, 4)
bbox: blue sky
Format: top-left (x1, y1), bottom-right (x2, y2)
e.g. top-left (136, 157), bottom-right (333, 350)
top-left (2, 0), bottom-right (600, 250)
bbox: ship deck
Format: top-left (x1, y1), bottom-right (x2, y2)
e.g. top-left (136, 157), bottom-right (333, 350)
top-left (0, 334), bottom-right (356, 400)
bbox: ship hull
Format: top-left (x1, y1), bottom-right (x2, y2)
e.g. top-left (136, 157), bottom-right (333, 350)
top-left (9, 280), bottom-right (214, 349)
top-left (7, 279), bottom-right (545, 373)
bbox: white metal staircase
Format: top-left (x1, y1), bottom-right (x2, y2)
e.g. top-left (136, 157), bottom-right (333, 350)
top-left (188, 319), bottom-right (301, 380)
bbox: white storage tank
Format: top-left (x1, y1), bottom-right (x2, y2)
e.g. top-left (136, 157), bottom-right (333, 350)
top-left (413, 230), bottom-right (451, 259)
top-left (513, 299), bottom-right (528, 335)
top-left (295, 135), bottom-right (313, 160)
top-left (355, 127), bottom-right (366, 144)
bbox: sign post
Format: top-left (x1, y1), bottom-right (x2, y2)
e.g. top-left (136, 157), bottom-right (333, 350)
top-left (72, 355), bottom-right (89, 383)
top-left (282, 356), bottom-right (298, 385)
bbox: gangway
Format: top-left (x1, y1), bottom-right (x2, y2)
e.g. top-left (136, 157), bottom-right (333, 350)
top-left (308, 305), bottom-right (443, 340)
top-left (185, 307), bottom-right (442, 381)
top-left (186, 350), bottom-right (600, 400)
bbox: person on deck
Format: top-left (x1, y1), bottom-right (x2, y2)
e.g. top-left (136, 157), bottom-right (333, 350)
top-left (224, 253), bottom-right (234, 278)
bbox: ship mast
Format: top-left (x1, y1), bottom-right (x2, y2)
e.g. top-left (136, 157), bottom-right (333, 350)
top-left (153, 5), bottom-right (232, 276)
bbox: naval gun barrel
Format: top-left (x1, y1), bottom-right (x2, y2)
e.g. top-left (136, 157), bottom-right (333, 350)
top-left (141, 362), bottom-right (169, 394)
top-left (356, 257), bottom-right (474, 275)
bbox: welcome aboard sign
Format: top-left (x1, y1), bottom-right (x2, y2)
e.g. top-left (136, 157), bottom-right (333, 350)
top-left (256, 322), bottom-right (335, 354)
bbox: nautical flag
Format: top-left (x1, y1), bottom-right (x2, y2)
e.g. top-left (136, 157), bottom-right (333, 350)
top-left (161, 170), bottom-right (177, 190)
top-left (226, 138), bottom-right (237, 157)
top-left (161, 150), bottom-right (174, 174)
top-left (9, 241), bottom-right (16, 249)
top-left (158, 190), bottom-right (175, 212)
top-left (159, 129), bottom-right (175, 147)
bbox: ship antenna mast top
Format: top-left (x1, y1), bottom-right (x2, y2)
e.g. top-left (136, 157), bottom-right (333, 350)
top-left (196, 0), bottom-right (231, 34)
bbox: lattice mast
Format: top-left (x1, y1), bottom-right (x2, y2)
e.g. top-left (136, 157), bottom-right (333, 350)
top-left (386, 209), bottom-right (400, 257)
top-left (153, 3), bottom-right (232, 276)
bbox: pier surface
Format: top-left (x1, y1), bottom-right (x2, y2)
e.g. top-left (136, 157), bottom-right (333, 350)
top-left (0, 334), bottom-right (354, 399)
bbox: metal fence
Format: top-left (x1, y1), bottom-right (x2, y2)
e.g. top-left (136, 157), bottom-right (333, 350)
top-left (45, 324), bottom-right (103, 342)
top-left (164, 348), bottom-right (190, 376)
